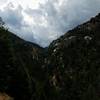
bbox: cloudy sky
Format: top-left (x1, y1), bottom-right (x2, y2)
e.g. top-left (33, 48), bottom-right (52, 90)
top-left (0, 0), bottom-right (100, 47)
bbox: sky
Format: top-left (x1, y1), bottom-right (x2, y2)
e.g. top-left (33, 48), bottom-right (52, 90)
top-left (0, 0), bottom-right (100, 47)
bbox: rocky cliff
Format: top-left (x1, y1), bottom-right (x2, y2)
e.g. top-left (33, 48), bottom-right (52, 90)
top-left (44, 13), bottom-right (100, 100)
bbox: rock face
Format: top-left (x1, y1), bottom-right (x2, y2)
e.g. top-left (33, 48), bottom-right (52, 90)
top-left (44, 13), bottom-right (100, 100)
top-left (0, 13), bottom-right (100, 100)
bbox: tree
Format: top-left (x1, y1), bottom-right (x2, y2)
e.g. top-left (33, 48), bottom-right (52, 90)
top-left (0, 17), bottom-right (8, 30)
top-left (0, 17), bottom-right (5, 28)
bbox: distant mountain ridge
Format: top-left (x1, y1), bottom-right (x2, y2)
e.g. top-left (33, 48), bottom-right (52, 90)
top-left (0, 13), bottom-right (100, 100)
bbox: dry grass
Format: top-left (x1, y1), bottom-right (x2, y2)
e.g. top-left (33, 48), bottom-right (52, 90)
top-left (0, 93), bottom-right (13, 100)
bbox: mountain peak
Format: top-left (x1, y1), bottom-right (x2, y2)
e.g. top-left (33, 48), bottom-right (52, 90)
top-left (44, 13), bottom-right (100, 100)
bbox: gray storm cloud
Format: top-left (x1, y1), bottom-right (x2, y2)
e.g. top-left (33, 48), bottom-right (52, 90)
top-left (0, 0), bottom-right (100, 47)
top-left (0, 3), bottom-right (35, 42)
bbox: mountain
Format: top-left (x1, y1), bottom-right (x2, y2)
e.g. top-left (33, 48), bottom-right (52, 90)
top-left (0, 13), bottom-right (100, 100)
top-left (0, 27), bottom-right (45, 100)
top-left (44, 13), bottom-right (100, 100)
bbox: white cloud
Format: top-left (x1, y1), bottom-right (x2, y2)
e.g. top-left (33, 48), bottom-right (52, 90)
top-left (0, 0), bottom-right (100, 47)
top-left (0, 0), bottom-right (8, 5)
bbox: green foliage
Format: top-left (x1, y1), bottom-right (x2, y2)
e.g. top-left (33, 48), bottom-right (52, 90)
top-left (0, 27), bottom-right (44, 100)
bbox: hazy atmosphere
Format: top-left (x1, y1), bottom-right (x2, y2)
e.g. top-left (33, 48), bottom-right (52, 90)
top-left (0, 0), bottom-right (100, 47)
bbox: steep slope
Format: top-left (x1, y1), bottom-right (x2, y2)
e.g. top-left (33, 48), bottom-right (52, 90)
top-left (0, 27), bottom-right (44, 100)
top-left (1, 13), bottom-right (100, 100)
top-left (44, 13), bottom-right (100, 100)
